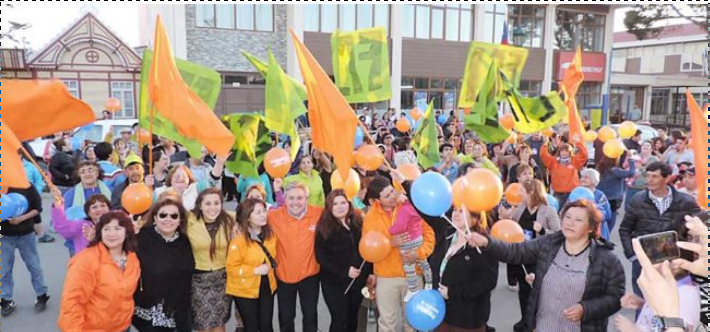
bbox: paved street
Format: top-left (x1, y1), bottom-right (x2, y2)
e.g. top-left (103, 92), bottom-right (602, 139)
top-left (1, 194), bottom-right (635, 331)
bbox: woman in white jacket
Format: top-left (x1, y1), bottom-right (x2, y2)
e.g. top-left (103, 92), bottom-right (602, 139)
top-left (393, 136), bottom-right (417, 167)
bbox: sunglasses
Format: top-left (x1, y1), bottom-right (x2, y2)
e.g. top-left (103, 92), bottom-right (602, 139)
top-left (158, 212), bottom-right (180, 220)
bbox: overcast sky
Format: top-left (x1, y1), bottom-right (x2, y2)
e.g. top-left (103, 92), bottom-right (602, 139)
top-left (0, 3), bottom-right (690, 51)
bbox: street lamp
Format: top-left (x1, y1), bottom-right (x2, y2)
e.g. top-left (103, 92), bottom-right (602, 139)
top-left (512, 25), bottom-right (526, 47)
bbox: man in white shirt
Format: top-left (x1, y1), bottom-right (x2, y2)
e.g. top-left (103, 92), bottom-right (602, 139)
top-left (361, 107), bottom-right (373, 128)
top-left (663, 137), bottom-right (694, 174)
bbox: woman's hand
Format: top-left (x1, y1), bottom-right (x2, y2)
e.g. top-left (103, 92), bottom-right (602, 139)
top-left (254, 264), bottom-right (270, 275)
top-left (525, 273), bottom-right (535, 285)
top-left (348, 267), bottom-right (361, 279)
top-left (273, 178), bottom-right (283, 193)
top-left (82, 224), bottom-right (96, 242)
top-left (563, 303), bottom-right (584, 323)
top-left (620, 293), bottom-right (644, 310)
top-left (632, 239), bottom-right (680, 317)
top-left (391, 233), bottom-right (409, 248)
top-left (614, 315), bottom-right (640, 332)
top-left (533, 221), bottom-right (543, 233)
top-left (438, 284), bottom-right (449, 300)
top-left (672, 215), bottom-right (709, 276)
top-left (144, 174), bottom-right (155, 188)
top-left (466, 232), bottom-right (489, 248)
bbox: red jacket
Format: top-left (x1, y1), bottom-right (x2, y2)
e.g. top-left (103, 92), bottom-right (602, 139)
top-left (540, 142), bottom-right (588, 194)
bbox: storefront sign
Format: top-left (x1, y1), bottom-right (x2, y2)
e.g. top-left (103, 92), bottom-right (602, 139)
top-left (555, 51), bottom-right (607, 82)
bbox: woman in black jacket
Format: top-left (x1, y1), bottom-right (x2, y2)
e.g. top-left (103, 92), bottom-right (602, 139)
top-left (468, 200), bottom-right (625, 332)
top-left (133, 198), bottom-right (195, 332)
top-left (315, 190), bottom-right (371, 332)
top-left (49, 138), bottom-right (77, 191)
top-left (433, 208), bottom-right (498, 332)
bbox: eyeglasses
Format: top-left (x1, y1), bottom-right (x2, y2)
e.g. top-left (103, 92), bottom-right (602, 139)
top-left (158, 212), bottom-right (180, 220)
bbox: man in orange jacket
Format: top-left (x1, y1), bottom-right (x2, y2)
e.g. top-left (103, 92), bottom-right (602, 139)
top-left (363, 176), bottom-right (436, 332)
top-left (541, 134), bottom-right (588, 207)
top-left (268, 181), bottom-right (323, 332)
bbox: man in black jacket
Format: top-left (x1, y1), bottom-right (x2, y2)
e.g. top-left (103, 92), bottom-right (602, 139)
top-left (110, 154), bottom-right (146, 210)
top-left (0, 184), bottom-right (50, 316)
top-left (618, 161), bottom-right (701, 297)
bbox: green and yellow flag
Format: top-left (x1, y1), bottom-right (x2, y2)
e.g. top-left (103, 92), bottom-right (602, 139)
top-left (502, 74), bottom-right (567, 134)
top-left (139, 49), bottom-right (222, 157)
top-left (223, 114), bottom-right (272, 179)
top-left (412, 101), bottom-right (440, 169)
top-left (242, 50), bottom-right (308, 101)
top-left (458, 41), bottom-right (528, 109)
top-left (265, 51), bottom-right (306, 159)
top-left (331, 27), bottom-right (391, 103)
top-left (464, 58), bottom-right (510, 143)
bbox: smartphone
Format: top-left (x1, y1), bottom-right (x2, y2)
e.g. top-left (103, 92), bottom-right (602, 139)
top-left (637, 231), bottom-right (680, 265)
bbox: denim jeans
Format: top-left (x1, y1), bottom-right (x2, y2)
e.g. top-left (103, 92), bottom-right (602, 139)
top-left (0, 233), bottom-right (49, 300)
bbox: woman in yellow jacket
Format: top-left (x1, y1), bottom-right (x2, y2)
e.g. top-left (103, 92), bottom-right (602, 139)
top-left (227, 198), bottom-right (278, 332)
top-left (58, 211), bottom-right (140, 332)
top-left (284, 155), bottom-right (325, 207)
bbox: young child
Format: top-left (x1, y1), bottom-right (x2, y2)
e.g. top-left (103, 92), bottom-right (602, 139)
top-left (389, 197), bottom-right (433, 302)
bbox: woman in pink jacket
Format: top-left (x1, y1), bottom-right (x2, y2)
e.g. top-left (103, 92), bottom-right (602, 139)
top-left (53, 194), bottom-right (110, 256)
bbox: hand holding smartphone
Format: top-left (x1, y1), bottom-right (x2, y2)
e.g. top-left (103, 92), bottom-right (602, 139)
top-left (637, 231), bottom-right (680, 265)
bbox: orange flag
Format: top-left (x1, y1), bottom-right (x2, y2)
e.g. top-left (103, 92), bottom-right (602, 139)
top-left (0, 120), bottom-right (31, 193)
top-left (686, 90), bottom-right (708, 209)
top-left (2, 79), bottom-right (95, 141)
top-left (289, 29), bottom-right (359, 181)
top-left (148, 16), bottom-right (235, 158)
top-left (560, 47), bottom-right (585, 141)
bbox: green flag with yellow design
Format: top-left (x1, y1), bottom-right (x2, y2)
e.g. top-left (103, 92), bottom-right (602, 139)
top-left (223, 113), bottom-right (272, 179)
top-left (412, 101), bottom-right (440, 169)
top-left (463, 58), bottom-right (510, 143)
top-left (331, 27), bottom-right (391, 103)
top-left (241, 50), bottom-right (307, 101)
top-left (265, 51), bottom-right (305, 160)
top-left (139, 50), bottom-right (222, 157)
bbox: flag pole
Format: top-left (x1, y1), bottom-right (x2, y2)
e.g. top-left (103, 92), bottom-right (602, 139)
top-left (19, 146), bottom-right (59, 199)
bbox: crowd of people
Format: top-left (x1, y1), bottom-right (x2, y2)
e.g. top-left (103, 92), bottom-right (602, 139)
top-left (0, 108), bottom-right (706, 332)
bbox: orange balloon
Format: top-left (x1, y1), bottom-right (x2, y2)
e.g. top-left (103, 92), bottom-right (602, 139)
top-left (105, 97), bottom-right (122, 112)
top-left (462, 169), bottom-right (504, 212)
top-left (359, 231), bottom-right (392, 263)
top-left (137, 129), bottom-right (152, 144)
top-left (411, 108), bottom-right (422, 121)
top-left (598, 126), bottom-right (617, 143)
top-left (618, 121), bottom-right (637, 139)
top-left (541, 127), bottom-right (554, 138)
top-left (331, 169), bottom-right (361, 200)
top-left (603, 138), bottom-right (626, 159)
top-left (396, 118), bottom-right (411, 133)
top-left (264, 148), bottom-right (291, 179)
top-left (356, 145), bottom-right (384, 171)
top-left (491, 219), bottom-right (525, 243)
top-left (398, 163), bottom-right (422, 181)
top-left (505, 183), bottom-right (523, 205)
top-left (583, 131), bottom-right (598, 142)
top-left (452, 176), bottom-right (469, 209)
top-left (121, 183), bottom-right (153, 215)
top-left (500, 114), bottom-right (515, 130)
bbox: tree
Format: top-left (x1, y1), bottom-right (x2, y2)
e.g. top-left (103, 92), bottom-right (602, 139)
top-left (1, 4), bottom-right (32, 47)
top-left (623, 4), bottom-right (706, 40)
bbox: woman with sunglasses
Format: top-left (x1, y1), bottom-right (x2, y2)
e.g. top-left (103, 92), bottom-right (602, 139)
top-left (133, 198), bottom-right (195, 332)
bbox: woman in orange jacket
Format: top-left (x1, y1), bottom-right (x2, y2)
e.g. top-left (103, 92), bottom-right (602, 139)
top-left (540, 136), bottom-right (588, 207)
top-left (226, 198), bottom-right (278, 332)
top-left (58, 211), bottom-right (140, 332)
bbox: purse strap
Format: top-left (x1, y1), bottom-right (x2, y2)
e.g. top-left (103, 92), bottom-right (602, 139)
top-left (254, 237), bottom-right (277, 269)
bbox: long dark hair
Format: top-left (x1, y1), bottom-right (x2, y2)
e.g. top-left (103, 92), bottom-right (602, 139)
top-left (317, 189), bottom-right (363, 240)
top-left (192, 188), bottom-right (234, 260)
top-left (88, 211), bottom-right (138, 252)
top-left (236, 198), bottom-right (272, 243)
top-left (143, 197), bottom-right (189, 237)
top-left (596, 156), bottom-right (617, 177)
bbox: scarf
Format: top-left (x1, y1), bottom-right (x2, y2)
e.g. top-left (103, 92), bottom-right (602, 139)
top-left (73, 181), bottom-right (112, 208)
top-left (557, 157), bottom-right (572, 166)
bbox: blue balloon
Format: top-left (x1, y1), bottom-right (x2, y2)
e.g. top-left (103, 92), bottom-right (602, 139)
top-left (437, 114), bottom-right (447, 125)
top-left (354, 127), bottom-right (364, 148)
top-left (547, 194), bottom-right (560, 212)
top-left (71, 135), bottom-right (83, 151)
top-left (7, 193), bottom-right (28, 217)
top-left (65, 206), bottom-right (88, 221)
top-left (0, 194), bottom-right (18, 221)
top-left (405, 290), bottom-right (446, 331)
top-left (411, 172), bottom-right (453, 217)
top-left (568, 187), bottom-right (595, 205)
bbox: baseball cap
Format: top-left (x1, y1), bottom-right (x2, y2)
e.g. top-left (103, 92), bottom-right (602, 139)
top-left (124, 155), bottom-right (144, 167)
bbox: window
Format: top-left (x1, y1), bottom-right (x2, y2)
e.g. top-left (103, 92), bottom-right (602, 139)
top-left (216, 4), bottom-right (235, 29)
top-left (402, 76), bottom-right (460, 111)
top-left (402, 5), bottom-right (473, 42)
top-left (554, 10), bottom-right (605, 52)
top-left (483, 4), bottom-right (508, 44)
top-left (194, 4), bottom-right (273, 32)
top-left (508, 5), bottom-right (545, 48)
top-left (305, 4), bottom-right (390, 33)
top-left (680, 43), bottom-right (704, 72)
top-left (196, 4), bottom-right (215, 28)
top-left (575, 83), bottom-right (601, 109)
top-left (518, 81), bottom-right (542, 97)
top-left (650, 89), bottom-right (669, 116)
top-left (110, 82), bottom-right (135, 119)
top-left (62, 80), bottom-right (79, 98)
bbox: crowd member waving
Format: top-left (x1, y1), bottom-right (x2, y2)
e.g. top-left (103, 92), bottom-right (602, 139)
top-left (58, 211), bottom-right (140, 332)
top-left (468, 200), bottom-right (625, 332)
top-left (540, 136), bottom-right (588, 207)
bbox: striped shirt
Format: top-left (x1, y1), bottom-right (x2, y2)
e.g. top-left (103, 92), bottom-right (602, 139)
top-left (649, 186), bottom-right (673, 215)
top-left (536, 246), bottom-right (590, 332)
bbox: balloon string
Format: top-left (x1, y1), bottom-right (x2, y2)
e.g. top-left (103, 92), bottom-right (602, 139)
top-left (343, 260), bottom-right (367, 295)
top-left (442, 214), bottom-right (481, 254)
top-left (522, 265), bottom-right (529, 276)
